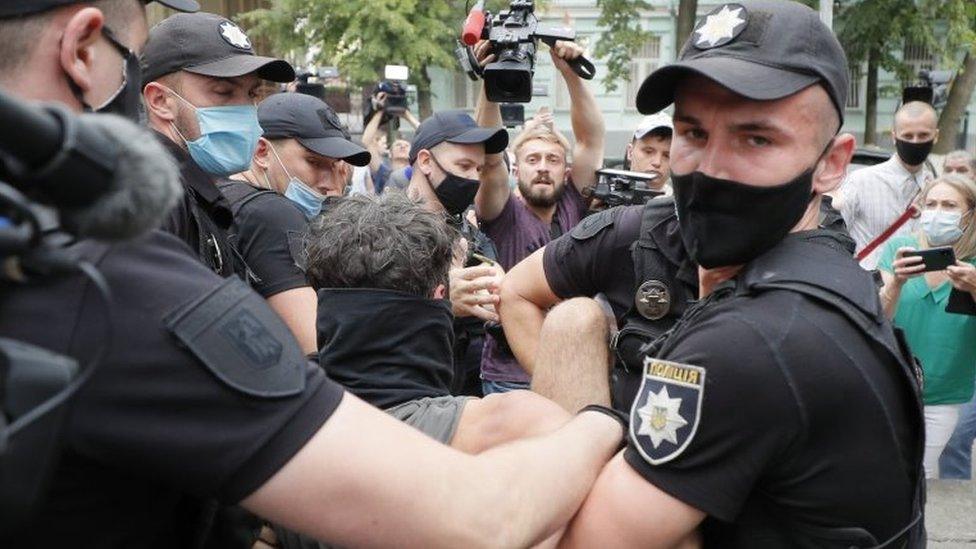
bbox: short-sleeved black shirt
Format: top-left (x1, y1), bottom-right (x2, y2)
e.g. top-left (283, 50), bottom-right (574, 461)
top-left (543, 205), bottom-right (643, 324)
top-left (623, 233), bottom-right (918, 547)
top-left (0, 230), bottom-right (344, 546)
top-left (220, 180), bottom-right (310, 298)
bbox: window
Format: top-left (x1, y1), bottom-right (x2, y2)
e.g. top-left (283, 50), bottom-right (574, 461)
top-left (903, 40), bottom-right (936, 81)
top-left (847, 66), bottom-right (861, 109)
top-left (625, 37), bottom-right (661, 109)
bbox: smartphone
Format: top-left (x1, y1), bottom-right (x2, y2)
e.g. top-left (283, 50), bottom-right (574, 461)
top-left (905, 246), bottom-right (956, 272)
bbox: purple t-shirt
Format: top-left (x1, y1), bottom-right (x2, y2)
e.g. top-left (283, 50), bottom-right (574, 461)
top-left (480, 183), bottom-right (588, 382)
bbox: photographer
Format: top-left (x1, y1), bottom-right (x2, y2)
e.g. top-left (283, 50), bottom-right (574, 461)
top-left (362, 88), bottom-right (420, 194)
top-left (473, 38), bottom-right (606, 394)
top-left (626, 112), bottom-right (673, 193)
top-left (0, 1), bottom-right (627, 545)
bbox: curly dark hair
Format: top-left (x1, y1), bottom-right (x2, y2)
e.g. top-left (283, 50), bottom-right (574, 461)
top-left (306, 193), bottom-right (458, 297)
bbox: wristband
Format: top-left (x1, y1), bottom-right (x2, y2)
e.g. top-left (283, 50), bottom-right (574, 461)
top-left (579, 404), bottom-right (629, 448)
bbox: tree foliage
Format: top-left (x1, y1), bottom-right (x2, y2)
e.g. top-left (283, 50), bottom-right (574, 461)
top-left (593, 0), bottom-right (653, 93)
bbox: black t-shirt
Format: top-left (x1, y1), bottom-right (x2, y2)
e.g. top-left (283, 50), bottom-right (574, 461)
top-left (543, 205), bottom-right (643, 323)
top-left (220, 180), bottom-right (310, 298)
top-left (623, 235), bottom-right (918, 547)
top-left (0, 230), bottom-right (344, 547)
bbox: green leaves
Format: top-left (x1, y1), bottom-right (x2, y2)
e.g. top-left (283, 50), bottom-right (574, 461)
top-left (593, 0), bottom-right (653, 93)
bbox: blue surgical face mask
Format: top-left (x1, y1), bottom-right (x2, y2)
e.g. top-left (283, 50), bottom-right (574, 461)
top-left (168, 89), bottom-right (262, 177)
top-left (267, 142), bottom-right (325, 219)
top-left (920, 209), bottom-right (966, 246)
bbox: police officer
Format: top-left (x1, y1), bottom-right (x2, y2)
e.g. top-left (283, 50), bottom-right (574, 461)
top-left (550, 2), bottom-right (926, 546)
top-left (222, 93), bottom-right (370, 354)
top-left (0, 1), bottom-right (628, 545)
top-left (141, 12), bottom-right (295, 279)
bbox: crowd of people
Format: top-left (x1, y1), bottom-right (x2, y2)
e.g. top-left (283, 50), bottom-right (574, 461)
top-left (0, 0), bottom-right (972, 546)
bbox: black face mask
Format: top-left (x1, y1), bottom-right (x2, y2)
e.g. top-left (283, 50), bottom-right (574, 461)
top-left (428, 154), bottom-right (480, 217)
top-left (895, 139), bottom-right (934, 167)
top-left (67, 26), bottom-right (143, 121)
top-left (672, 165), bottom-right (817, 269)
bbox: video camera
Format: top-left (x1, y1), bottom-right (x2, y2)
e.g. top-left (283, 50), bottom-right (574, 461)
top-left (459, 0), bottom-right (595, 103)
top-left (587, 168), bottom-right (664, 208)
top-left (377, 80), bottom-right (408, 115)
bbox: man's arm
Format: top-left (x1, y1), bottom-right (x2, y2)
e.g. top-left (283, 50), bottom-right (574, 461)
top-left (550, 41), bottom-right (605, 192)
top-left (242, 393), bottom-right (624, 549)
top-left (400, 109), bottom-right (421, 129)
top-left (558, 453), bottom-right (705, 548)
top-left (472, 40), bottom-right (513, 222)
top-left (266, 287), bottom-right (318, 355)
top-left (362, 109), bottom-right (385, 175)
top-left (498, 248), bottom-right (560, 373)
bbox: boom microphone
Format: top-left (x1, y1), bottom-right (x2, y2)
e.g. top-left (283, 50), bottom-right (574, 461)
top-left (0, 91), bottom-right (182, 240)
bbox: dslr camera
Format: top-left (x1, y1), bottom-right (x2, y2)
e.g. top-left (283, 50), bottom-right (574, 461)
top-left (588, 168), bottom-right (664, 208)
top-left (459, 0), bottom-right (595, 103)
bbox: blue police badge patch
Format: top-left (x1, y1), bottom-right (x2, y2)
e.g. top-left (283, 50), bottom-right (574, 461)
top-left (629, 357), bottom-right (705, 465)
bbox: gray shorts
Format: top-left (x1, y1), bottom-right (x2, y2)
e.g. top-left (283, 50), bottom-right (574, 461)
top-left (385, 395), bottom-right (471, 444)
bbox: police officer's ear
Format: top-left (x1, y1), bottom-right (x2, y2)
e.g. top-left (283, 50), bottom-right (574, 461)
top-left (252, 138), bottom-right (274, 171)
top-left (143, 81), bottom-right (179, 123)
top-left (416, 149), bottom-right (434, 179)
top-left (58, 7), bottom-right (106, 96)
top-left (812, 133), bottom-right (856, 195)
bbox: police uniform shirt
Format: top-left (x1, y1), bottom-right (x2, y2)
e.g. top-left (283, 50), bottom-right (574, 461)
top-left (219, 179), bottom-right (310, 298)
top-left (622, 231), bottom-right (919, 546)
top-left (543, 205), bottom-right (644, 323)
top-left (157, 133), bottom-right (242, 279)
top-left (0, 230), bottom-right (344, 545)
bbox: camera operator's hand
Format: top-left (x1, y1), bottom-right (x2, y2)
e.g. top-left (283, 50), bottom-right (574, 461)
top-left (473, 40), bottom-right (497, 69)
top-left (371, 91), bottom-right (388, 111)
top-left (549, 40), bottom-right (586, 76)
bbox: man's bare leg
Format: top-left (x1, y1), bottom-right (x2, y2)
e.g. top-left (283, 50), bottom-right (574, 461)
top-left (451, 390), bottom-right (572, 454)
top-left (531, 297), bottom-right (613, 412)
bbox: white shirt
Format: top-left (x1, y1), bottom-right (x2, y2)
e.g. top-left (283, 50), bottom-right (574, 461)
top-left (836, 156), bottom-right (934, 269)
top-left (349, 166), bottom-right (372, 196)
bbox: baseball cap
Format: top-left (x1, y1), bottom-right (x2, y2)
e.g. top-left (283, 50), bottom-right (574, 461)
top-left (259, 93), bottom-right (370, 167)
top-left (409, 110), bottom-right (509, 165)
top-left (0, 0), bottom-right (199, 17)
top-left (633, 112), bottom-right (674, 140)
top-left (141, 12), bottom-right (294, 85)
top-left (636, 1), bottom-right (848, 124)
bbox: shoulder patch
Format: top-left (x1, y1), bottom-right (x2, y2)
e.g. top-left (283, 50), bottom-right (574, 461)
top-left (571, 209), bottom-right (615, 241)
top-left (165, 278), bottom-right (306, 398)
top-left (629, 357), bottom-right (705, 465)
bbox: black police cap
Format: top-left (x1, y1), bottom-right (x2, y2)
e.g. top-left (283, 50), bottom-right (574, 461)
top-left (141, 12), bottom-right (294, 85)
top-left (259, 93), bottom-right (371, 167)
top-left (636, 0), bottom-right (848, 124)
top-left (0, 0), bottom-right (199, 17)
top-left (409, 110), bottom-right (509, 165)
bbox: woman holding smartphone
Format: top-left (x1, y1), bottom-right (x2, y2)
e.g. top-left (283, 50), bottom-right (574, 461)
top-left (879, 173), bottom-right (976, 478)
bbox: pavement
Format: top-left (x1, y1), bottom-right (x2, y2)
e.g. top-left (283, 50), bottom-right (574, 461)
top-left (928, 480), bottom-right (976, 547)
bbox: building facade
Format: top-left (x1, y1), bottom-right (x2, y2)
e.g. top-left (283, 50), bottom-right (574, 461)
top-left (428, 0), bottom-right (975, 158)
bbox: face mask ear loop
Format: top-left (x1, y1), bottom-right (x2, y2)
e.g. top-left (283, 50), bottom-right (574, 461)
top-left (268, 141), bottom-right (296, 182)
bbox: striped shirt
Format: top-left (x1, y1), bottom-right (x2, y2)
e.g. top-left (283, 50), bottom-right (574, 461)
top-left (836, 156), bottom-right (934, 270)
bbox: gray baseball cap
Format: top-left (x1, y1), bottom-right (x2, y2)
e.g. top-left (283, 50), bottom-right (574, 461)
top-left (0, 0), bottom-right (198, 17)
top-left (259, 93), bottom-right (370, 167)
top-left (409, 110), bottom-right (508, 165)
top-left (141, 12), bottom-right (294, 85)
top-left (636, 1), bottom-right (848, 124)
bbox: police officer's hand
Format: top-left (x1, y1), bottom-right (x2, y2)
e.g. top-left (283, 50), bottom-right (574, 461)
top-left (450, 264), bottom-right (503, 322)
top-left (549, 40), bottom-right (585, 75)
top-left (473, 40), bottom-right (496, 68)
top-left (947, 261), bottom-right (976, 293)
top-left (891, 247), bottom-right (925, 285)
